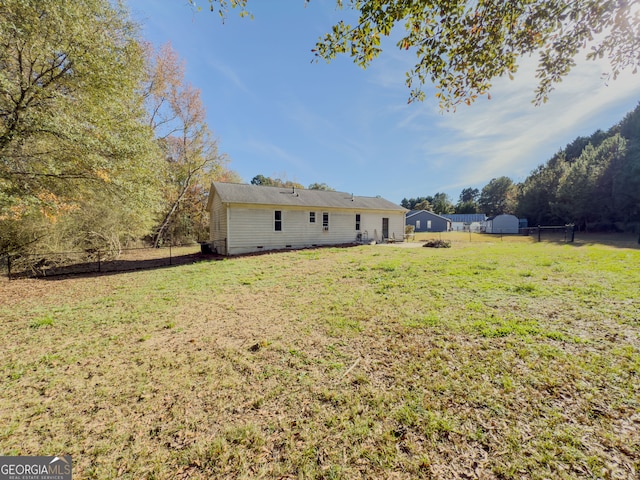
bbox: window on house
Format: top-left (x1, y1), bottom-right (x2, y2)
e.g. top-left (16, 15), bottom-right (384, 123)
top-left (427, 220), bottom-right (432, 230)
top-left (309, 212), bottom-right (316, 223)
top-left (275, 210), bottom-right (282, 231)
top-left (416, 220), bottom-right (421, 229)
top-left (355, 214), bottom-right (361, 231)
top-left (322, 212), bottom-right (329, 231)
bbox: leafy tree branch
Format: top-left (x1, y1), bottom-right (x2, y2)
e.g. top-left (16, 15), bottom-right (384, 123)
top-left (196, 0), bottom-right (640, 109)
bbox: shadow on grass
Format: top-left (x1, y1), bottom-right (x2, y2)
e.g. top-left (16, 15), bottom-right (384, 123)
top-left (11, 243), bottom-right (364, 281)
top-left (551, 232), bottom-right (640, 249)
top-left (11, 252), bottom-right (225, 281)
top-left (13, 235), bottom-right (634, 281)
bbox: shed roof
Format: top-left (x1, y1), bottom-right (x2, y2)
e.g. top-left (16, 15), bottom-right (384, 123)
top-left (486, 214), bottom-right (518, 222)
top-left (210, 182), bottom-right (407, 212)
top-left (442, 214), bottom-right (487, 223)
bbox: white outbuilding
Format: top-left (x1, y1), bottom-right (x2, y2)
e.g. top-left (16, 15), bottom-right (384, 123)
top-left (485, 214), bottom-right (519, 234)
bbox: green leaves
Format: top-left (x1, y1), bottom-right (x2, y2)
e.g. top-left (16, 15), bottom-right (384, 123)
top-left (479, 177), bottom-right (518, 217)
top-left (202, 0), bottom-right (639, 110)
top-left (189, 0), bottom-right (249, 20)
top-left (0, 0), bottom-right (163, 255)
top-left (194, 0), bottom-right (638, 108)
top-left (517, 105), bottom-right (640, 229)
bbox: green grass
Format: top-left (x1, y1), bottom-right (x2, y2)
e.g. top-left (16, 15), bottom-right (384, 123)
top-left (1, 237), bottom-right (639, 479)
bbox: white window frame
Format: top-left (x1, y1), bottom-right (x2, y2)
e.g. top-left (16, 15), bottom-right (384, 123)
top-left (322, 212), bottom-right (329, 231)
top-left (274, 210), bottom-right (282, 232)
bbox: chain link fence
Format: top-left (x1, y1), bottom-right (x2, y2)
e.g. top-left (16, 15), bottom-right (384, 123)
top-left (2, 245), bottom-right (211, 279)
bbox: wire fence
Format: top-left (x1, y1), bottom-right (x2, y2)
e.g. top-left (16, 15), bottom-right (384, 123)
top-left (521, 224), bottom-right (576, 243)
top-left (1, 245), bottom-right (209, 279)
top-left (407, 226), bottom-right (576, 245)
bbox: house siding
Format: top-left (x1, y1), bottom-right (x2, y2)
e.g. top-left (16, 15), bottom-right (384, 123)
top-left (209, 191), bottom-right (228, 254)
top-left (226, 205), bottom-right (404, 255)
top-left (361, 212), bottom-right (405, 243)
top-left (406, 211), bottom-right (451, 232)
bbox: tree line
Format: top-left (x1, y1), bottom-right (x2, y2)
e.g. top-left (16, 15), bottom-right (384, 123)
top-left (402, 103), bottom-right (640, 232)
top-left (0, 0), bottom-right (239, 259)
top-left (401, 178), bottom-right (518, 217)
top-left (518, 104), bottom-right (640, 231)
top-left (250, 175), bottom-right (334, 191)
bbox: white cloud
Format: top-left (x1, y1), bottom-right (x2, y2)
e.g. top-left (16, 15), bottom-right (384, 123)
top-left (245, 139), bottom-right (307, 170)
top-left (424, 55), bottom-right (640, 189)
top-left (204, 59), bottom-right (251, 93)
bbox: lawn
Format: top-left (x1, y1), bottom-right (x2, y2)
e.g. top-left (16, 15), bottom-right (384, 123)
top-left (1, 235), bottom-right (638, 479)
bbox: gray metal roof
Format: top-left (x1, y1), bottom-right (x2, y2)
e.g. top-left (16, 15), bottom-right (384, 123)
top-left (212, 182), bottom-right (407, 212)
top-left (442, 214), bottom-right (487, 223)
top-left (406, 210), bottom-right (452, 222)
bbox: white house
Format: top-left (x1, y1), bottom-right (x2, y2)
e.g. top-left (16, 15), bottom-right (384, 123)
top-left (206, 182), bottom-right (407, 255)
top-left (485, 214), bottom-right (519, 234)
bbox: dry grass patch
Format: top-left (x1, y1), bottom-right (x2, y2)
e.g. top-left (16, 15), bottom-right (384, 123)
top-left (1, 240), bottom-right (639, 479)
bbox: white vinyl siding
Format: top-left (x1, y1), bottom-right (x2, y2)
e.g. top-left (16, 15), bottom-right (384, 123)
top-left (486, 214), bottom-right (519, 234)
top-left (209, 191), bottom-right (228, 254)
top-left (223, 206), bottom-right (404, 255)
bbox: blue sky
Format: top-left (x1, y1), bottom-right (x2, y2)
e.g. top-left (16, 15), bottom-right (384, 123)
top-left (129, 0), bottom-right (640, 205)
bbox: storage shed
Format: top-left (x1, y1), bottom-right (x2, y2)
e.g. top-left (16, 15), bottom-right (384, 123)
top-left (485, 214), bottom-right (519, 234)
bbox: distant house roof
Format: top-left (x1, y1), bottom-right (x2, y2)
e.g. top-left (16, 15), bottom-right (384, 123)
top-left (209, 182), bottom-right (407, 212)
top-left (442, 214), bottom-right (487, 223)
top-left (406, 210), bottom-right (452, 222)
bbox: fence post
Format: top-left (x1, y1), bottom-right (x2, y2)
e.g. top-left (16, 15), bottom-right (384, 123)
top-left (538, 226), bottom-right (541, 242)
top-left (169, 244), bottom-right (172, 266)
top-left (7, 255), bottom-right (11, 281)
top-left (97, 251), bottom-right (101, 273)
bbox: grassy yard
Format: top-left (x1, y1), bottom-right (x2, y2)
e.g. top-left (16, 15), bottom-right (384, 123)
top-left (1, 235), bottom-right (639, 479)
